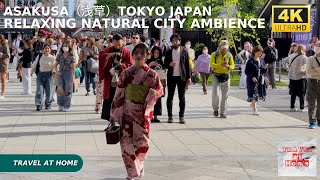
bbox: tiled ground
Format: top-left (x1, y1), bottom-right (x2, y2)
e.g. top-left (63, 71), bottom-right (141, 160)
top-left (0, 69), bottom-right (320, 179)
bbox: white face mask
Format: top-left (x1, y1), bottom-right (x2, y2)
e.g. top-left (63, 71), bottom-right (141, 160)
top-left (185, 44), bottom-right (191, 48)
top-left (62, 47), bottom-right (69, 52)
top-left (203, 50), bottom-right (208, 55)
top-left (314, 47), bottom-right (320, 54)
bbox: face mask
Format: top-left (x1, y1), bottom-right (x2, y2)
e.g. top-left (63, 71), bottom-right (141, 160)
top-left (185, 44), bottom-right (191, 48)
top-left (314, 47), bottom-right (320, 54)
top-left (154, 54), bottom-right (159, 59)
top-left (203, 50), bottom-right (208, 55)
top-left (62, 47), bottom-right (69, 52)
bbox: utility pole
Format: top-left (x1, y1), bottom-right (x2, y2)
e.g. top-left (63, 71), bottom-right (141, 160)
top-left (317, 0), bottom-right (320, 38)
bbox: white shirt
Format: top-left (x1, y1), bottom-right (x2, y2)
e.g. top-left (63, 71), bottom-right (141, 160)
top-left (172, 47), bottom-right (181, 76)
top-left (31, 54), bottom-right (55, 73)
top-left (13, 39), bottom-right (20, 49)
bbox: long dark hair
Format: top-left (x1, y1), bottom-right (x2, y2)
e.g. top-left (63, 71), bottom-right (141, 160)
top-left (151, 46), bottom-right (162, 60)
top-left (59, 41), bottom-right (73, 55)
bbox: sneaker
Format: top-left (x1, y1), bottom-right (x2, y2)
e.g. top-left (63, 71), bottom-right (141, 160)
top-left (85, 92), bottom-right (90, 96)
top-left (298, 109), bottom-right (306, 112)
top-left (290, 108), bottom-right (297, 112)
top-left (168, 117), bottom-right (173, 123)
top-left (204, 91), bottom-right (207, 95)
top-left (36, 106), bottom-right (42, 111)
top-left (220, 113), bottom-right (227, 118)
top-left (63, 108), bottom-right (70, 112)
top-left (317, 119), bottom-right (320, 127)
top-left (45, 106), bottom-right (51, 110)
top-left (253, 110), bottom-right (260, 116)
top-left (0, 96), bottom-right (4, 100)
top-left (153, 119), bottom-right (161, 123)
top-left (58, 106), bottom-right (63, 111)
top-left (93, 89), bottom-right (97, 95)
top-left (179, 117), bottom-right (186, 124)
top-left (213, 111), bottom-right (219, 117)
top-left (309, 122), bottom-right (316, 129)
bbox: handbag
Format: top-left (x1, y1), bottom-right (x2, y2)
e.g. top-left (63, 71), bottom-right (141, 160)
top-left (214, 73), bottom-right (229, 83)
top-left (111, 70), bottom-right (119, 87)
top-left (154, 66), bottom-right (166, 97)
top-left (86, 57), bottom-right (99, 74)
top-left (75, 66), bottom-right (82, 78)
top-left (104, 122), bottom-right (120, 144)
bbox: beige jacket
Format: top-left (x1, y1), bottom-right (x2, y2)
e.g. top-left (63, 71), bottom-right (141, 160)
top-left (306, 56), bottom-right (320, 80)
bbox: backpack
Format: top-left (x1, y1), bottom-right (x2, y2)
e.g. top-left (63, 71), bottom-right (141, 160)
top-left (35, 53), bottom-right (43, 75)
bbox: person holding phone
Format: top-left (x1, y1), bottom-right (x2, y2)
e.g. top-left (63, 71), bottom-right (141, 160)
top-left (245, 45), bottom-right (268, 115)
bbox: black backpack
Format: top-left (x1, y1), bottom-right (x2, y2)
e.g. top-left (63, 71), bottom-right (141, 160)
top-left (35, 53), bottom-right (43, 75)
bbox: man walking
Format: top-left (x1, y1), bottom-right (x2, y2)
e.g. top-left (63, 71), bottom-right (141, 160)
top-left (306, 41), bottom-right (320, 129)
top-left (164, 33), bottom-right (191, 124)
top-left (210, 40), bottom-right (235, 118)
top-left (263, 38), bottom-right (278, 89)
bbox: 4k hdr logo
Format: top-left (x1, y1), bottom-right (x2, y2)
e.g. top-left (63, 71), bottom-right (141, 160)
top-left (272, 5), bottom-right (310, 32)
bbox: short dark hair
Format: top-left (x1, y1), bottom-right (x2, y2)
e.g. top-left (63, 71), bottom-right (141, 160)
top-left (132, 43), bottom-right (148, 56)
top-left (170, 33), bottom-right (181, 42)
top-left (113, 34), bottom-right (123, 41)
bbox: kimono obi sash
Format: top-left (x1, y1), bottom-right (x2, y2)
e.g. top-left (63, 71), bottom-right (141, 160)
top-left (125, 84), bottom-right (149, 104)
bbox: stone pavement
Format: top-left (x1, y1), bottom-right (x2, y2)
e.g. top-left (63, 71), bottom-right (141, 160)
top-left (1, 69), bottom-right (320, 180)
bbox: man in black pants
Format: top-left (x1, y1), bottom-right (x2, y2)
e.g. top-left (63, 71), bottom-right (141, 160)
top-left (164, 33), bottom-right (191, 124)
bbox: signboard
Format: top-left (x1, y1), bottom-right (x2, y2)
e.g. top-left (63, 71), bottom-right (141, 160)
top-left (278, 138), bottom-right (316, 176)
top-left (292, 9), bottom-right (317, 48)
top-left (160, 27), bottom-right (173, 45)
top-left (272, 5), bottom-right (311, 32)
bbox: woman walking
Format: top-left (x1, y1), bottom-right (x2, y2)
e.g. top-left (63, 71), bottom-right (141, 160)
top-left (111, 44), bottom-right (163, 180)
top-left (146, 46), bottom-right (164, 123)
top-left (79, 37), bottom-right (99, 96)
top-left (54, 41), bottom-right (76, 112)
top-left (18, 39), bottom-right (33, 95)
top-left (282, 44), bottom-right (307, 112)
top-left (193, 46), bottom-right (211, 94)
top-left (0, 35), bottom-right (10, 100)
top-left (32, 43), bottom-right (56, 111)
top-left (245, 46), bottom-right (268, 115)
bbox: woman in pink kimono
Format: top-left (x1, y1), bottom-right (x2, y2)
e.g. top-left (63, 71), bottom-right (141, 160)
top-left (111, 44), bottom-right (163, 180)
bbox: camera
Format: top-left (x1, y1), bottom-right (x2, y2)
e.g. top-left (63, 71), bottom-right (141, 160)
top-left (112, 53), bottom-right (122, 64)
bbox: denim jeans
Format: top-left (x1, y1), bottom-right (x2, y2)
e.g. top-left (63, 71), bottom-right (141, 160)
top-left (57, 70), bottom-right (73, 109)
top-left (35, 71), bottom-right (54, 108)
top-left (83, 61), bottom-right (96, 92)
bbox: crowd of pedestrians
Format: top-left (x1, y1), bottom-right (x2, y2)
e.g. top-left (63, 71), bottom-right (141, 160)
top-left (1, 32), bottom-right (320, 179)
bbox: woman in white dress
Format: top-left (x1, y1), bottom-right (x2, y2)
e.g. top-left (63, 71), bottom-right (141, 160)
top-left (238, 42), bottom-right (252, 89)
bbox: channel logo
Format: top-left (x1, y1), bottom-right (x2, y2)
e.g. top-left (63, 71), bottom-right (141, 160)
top-left (272, 5), bottom-right (310, 32)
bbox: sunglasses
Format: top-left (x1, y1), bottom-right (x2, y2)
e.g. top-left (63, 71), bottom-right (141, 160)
top-left (132, 37), bottom-right (139, 39)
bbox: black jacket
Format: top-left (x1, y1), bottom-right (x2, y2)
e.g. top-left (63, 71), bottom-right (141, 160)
top-left (163, 47), bottom-right (191, 82)
top-left (19, 48), bottom-right (33, 68)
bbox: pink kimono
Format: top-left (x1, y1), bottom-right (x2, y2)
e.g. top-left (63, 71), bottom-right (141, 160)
top-left (111, 64), bottom-right (163, 178)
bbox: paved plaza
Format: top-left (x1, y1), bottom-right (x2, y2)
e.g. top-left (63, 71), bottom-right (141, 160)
top-left (0, 69), bottom-right (320, 180)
